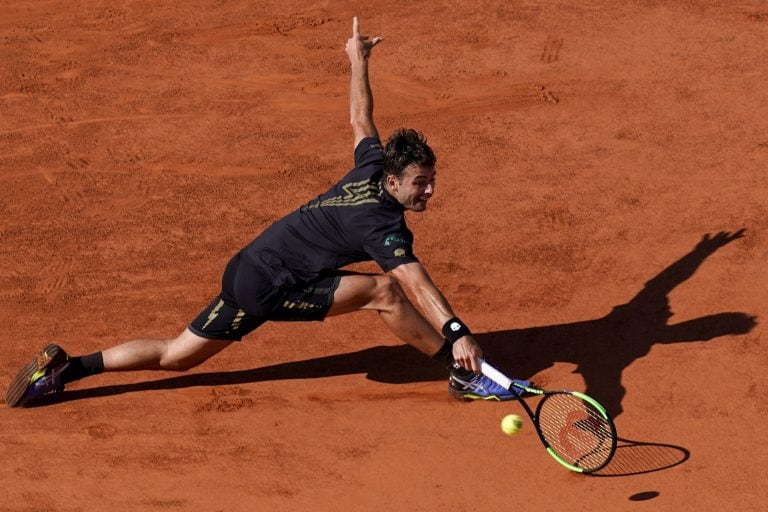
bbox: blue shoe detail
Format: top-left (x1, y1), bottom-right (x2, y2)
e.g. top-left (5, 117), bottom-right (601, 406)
top-left (5, 344), bottom-right (70, 407)
top-left (449, 372), bottom-right (530, 401)
top-left (24, 360), bottom-right (70, 403)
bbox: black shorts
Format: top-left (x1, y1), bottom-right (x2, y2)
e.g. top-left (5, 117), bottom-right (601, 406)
top-left (188, 252), bottom-right (342, 341)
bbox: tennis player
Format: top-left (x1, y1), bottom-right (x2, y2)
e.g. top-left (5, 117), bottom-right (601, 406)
top-left (6, 17), bottom-right (528, 408)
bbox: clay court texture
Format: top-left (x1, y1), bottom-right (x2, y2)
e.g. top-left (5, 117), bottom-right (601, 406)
top-left (1, 1), bottom-right (766, 511)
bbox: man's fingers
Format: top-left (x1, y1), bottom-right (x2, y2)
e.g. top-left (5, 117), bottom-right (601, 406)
top-left (352, 17), bottom-right (382, 49)
top-left (455, 355), bottom-right (481, 373)
top-left (459, 358), bottom-right (480, 374)
top-left (361, 35), bottom-right (383, 45)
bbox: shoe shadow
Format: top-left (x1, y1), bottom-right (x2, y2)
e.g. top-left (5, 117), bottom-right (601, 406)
top-left (40, 230), bottom-right (756, 414)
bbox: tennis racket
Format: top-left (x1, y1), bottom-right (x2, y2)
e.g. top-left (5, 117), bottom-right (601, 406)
top-left (481, 359), bottom-right (617, 474)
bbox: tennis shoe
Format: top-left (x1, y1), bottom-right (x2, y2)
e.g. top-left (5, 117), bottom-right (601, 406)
top-left (5, 344), bottom-right (71, 407)
top-left (448, 370), bottom-right (529, 401)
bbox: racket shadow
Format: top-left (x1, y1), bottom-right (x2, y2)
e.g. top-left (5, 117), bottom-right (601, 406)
top-left (590, 436), bottom-right (691, 477)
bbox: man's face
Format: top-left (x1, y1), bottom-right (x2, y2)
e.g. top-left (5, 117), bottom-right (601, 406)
top-left (387, 164), bottom-right (436, 212)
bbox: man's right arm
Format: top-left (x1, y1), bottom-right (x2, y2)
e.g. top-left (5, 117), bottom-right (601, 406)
top-left (389, 261), bottom-right (484, 373)
top-left (345, 17), bottom-right (382, 148)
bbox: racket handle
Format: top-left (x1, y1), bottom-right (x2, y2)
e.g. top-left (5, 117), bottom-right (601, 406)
top-left (480, 359), bottom-right (514, 390)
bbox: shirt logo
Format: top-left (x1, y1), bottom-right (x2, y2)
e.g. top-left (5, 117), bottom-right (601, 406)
top-left (394, 248), bottom-right (406, 257)
top-left (384, 235), bottom-right (409, 247)
top-left (302, 178), bottom-right (379, 210)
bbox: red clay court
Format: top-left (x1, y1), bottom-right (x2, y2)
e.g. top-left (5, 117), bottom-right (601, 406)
top-left (1, 1), bottom-right (766, 510)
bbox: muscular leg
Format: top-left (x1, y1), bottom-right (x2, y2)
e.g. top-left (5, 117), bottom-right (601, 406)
top-left (105, 275), bottom-right (441, 370)
top-left (327, 273), bottom-right (444, 356)
top-left (101, 328), bottom-right (233, 372)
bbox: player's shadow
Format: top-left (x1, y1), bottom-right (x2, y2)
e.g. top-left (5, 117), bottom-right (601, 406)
top-left (46, 230), bottom-right (755, 416)
top-left (475, 229), bottom-right (756, 417)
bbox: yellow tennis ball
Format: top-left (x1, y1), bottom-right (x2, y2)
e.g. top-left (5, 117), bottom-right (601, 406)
top-left (501, 414), bottom-right (523, 436)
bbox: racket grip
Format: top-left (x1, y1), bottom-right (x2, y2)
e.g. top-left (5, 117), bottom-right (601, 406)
top-left (480, 359), bottom-right (514, 390)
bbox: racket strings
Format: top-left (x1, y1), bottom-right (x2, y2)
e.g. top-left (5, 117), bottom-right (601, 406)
top-left (537, 393), bottom-right (614, 471)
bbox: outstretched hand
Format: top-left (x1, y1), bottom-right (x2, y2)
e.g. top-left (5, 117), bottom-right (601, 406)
top-left (345, 17), bottom-right (383, 64)
top-left (695, 229), bottom-right (746, 251)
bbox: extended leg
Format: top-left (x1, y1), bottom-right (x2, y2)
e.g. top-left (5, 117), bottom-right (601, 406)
top-left (101, 328), bottom-right (233, 372)
top-left (5, 331), bottom-right (231, 407)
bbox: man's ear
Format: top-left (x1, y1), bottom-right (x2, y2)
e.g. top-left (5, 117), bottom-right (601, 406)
top-left (386, 174), bottom-right (398, 191)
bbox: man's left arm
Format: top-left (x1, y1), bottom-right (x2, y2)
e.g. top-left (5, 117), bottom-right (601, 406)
top-left (389, 261), bottom-right (484, 372)
top-left (345, 17), bottom-right (383, 148)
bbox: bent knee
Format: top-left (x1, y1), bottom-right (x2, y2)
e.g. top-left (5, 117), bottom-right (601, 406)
top-left (372, 275), bottom-right (409, 311)
top-left (157, 334), bottom-right (224, 371)
top-left (160, 357), bottom-right (199, 372)
top-left (158, 348), bottom-right (199, 371)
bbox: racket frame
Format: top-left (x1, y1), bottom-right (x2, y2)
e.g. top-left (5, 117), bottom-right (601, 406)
top-left (481, 360), bottom-right (617, 474)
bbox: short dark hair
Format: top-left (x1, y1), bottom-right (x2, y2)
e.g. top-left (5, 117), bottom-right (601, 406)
top-left (383, 128), bottom-right (436, 179)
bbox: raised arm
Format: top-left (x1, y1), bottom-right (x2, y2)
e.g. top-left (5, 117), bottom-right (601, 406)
top-left (390, 262), bottom-right (484, 373)
top-left (345, 17), bottom-right (383, 148)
